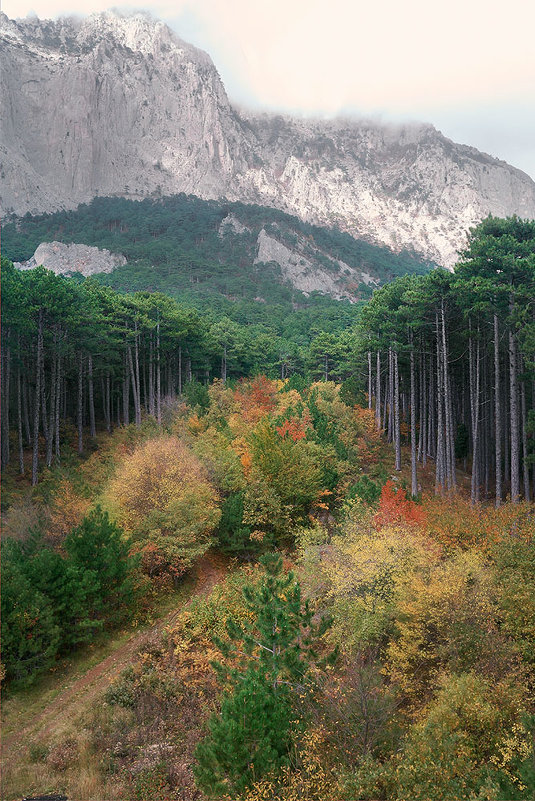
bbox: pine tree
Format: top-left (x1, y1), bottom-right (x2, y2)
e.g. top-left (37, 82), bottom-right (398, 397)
top-left (194, 553), bottom-right (336, 797)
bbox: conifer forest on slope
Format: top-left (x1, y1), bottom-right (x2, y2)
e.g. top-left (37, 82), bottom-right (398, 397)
top-left (1, 215), bottom-right (534, 801)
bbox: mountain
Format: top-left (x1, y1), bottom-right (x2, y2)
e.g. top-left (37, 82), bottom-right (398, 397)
top-left (2, 10), bottom-right (535, 267)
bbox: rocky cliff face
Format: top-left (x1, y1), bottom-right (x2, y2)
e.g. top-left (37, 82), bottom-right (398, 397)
top-left (2, 10), bottom-right (535, 267)
top-left (14, 241), bottom-right (126, 276)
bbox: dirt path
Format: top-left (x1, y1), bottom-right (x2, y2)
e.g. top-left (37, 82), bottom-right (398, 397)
top-left (1, 552), bottom-right (228, 756)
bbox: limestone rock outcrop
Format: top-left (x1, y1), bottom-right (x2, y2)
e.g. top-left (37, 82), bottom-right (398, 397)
top-left (14, 241), bottom-right (126, 276)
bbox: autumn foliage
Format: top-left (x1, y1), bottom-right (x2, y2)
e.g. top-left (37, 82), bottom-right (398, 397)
top-left (104, 435), bottom-right (220, 578)
top-left (234, 376), bottom-right (278, 424)
top-left (373, 479), bottom-right (426, 529)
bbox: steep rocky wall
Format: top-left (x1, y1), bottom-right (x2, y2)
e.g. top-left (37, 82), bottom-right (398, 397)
top-left (2, 11), bottom-right (535, 267)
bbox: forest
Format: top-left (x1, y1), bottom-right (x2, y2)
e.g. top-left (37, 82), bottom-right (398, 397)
top-left (1, 215), bottom-right (534, 801)
top-left (2, 194), bottom-right (431, 318)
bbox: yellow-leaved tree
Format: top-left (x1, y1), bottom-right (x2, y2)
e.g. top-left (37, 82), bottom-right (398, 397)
top-left (104, 435), bottom-right (220, 580)
top-left (315, 500), bottom-right (439, 651)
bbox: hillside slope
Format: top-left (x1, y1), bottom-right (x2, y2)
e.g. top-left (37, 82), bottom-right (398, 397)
top-left (3, 195), bottom-right (431, 303)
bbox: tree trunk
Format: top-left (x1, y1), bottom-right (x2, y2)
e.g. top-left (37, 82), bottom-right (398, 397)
top-left (106, 372), bottom-right (112, 433)
top-left (394, 350), bottom-right (401, 471)
top-left (128, 345), bottom-right (141, 427)
top-left (156, 314), bottom-right (162, 425)
top-left (436, 318), bottom-right (445, 493)
top-left (123, 351), bottom-right (130, 427)
top-left (17, 338), bottom-right (24, 475)
top-left (368, 351), bottom-right (372, 409)
top-left (410, 339), bottom-right (417, 496)
top-left (521, 372), bottom-right (530, 502)
top-left (1, 334), bottom-right (11, 469)
top-left (428, 350), bottom-right (435, 461)
top-left (178, 344), bottom-right (183, 396)
top-left (221, 343), bottom-right (227, 383)
top-left (375, 351), bottom-right (381, 430)
top-left (55, 350), bottom-right (61, 461)
top-left (494, 314), bottom-right (502, 506)
top-left (156, 317), bottom-right (161, 425)
top-left (87, 353), bottom-right (96, 438)
top-left (46, 335), bottom-right (57, 467)
top-left (382, 375), bottom-right (388, 432)
top-left (388, 348), bottom-right (394, 443)
top-left (142, 343), bottom-right (148, 413)
top-left (469, 325), bottom-right (480, 504)
top-left (40, 352), bottom-right (49, 453)
top-left (441, 300), bottom-right (455, 489)
top-left (509, 322), bottom-right (520, 503)
top-left (32, 309), bottom-right (43, 486)
top-left (22, 367), bottom-right (31, 446)
top-left (149, 334), bottom-right (155, 416)
top-left (134, 324), bottom-right (141, 422)
top-left (77, 351), bottom-right (84, 454)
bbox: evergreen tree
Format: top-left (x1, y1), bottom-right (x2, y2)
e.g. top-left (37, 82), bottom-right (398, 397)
top-left (194, 553), bottom-right (336, 797)
top-left (216, 491), bottom-right (253, 556)
top-left (64, 507), bottom-right (138, 625)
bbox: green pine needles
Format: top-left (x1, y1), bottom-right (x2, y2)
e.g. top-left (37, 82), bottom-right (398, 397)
top-left (194, 553), bottom-right (337, 797)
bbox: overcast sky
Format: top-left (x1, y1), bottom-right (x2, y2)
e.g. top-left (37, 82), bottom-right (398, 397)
top-left (4, 0), bottom-right (535, 179)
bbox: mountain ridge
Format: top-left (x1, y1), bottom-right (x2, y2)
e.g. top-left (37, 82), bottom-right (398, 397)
top-left (2, 9), bottom-right (535, 267)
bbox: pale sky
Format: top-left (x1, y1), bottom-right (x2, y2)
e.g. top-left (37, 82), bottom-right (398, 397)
top-left (4, 0), bottom-right (535, 178)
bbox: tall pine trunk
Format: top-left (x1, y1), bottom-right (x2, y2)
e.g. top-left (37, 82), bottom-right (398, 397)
top-left (520, 371), bottom-right (530, 502)
top-left (46, 334), bottom-right (57, 467)
top-left (410, 337), bottom-right (417, 496)
top-left (509, 322), bottom-right (520, 503)
top-left (469, 324), bottom-right (481, 504)
top-left (394, 350), bottom-right (401, 471)
top-left (1, 334), bottom-right (11, 469)
top-left (17, 336), bottom-right (24, 475)
top-left (123, 349), bottom-right (130, 426)
top-left (156, 318), bottom-right (161, 425)
top-left (32, 309), bottom-right (43, 486)
top-left (77, 351), bottom-right (84, 454)
top-left (55, 350), bottom-right (61, 461)
top-left (375, 352), bottom-right (381, 430)
top-left (368, 351), bottom-right (372, 409)
top-left (435, 316), bottom-right (445, 493)
top-left (441, 301), bottom-right (455, 489)
top-left (88, 353), bottom-right (96, 437)
top-left (128, 345), bottom-right (141, 427)
top-left (22, 366), bottom-right (31, 446)
top-left (494, 314), bottom-right (502, 506)
top-left (149, 334), bottom-right (155, 416)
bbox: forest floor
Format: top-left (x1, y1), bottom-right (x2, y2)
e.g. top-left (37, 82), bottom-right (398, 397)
top-left (1, 551), bottom-right (229, 800)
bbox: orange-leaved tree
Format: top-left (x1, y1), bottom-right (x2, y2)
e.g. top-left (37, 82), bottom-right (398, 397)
top-left (374, 480), bottom-right (426, 529)
top-left (234, 375), bottom-right (278, 424)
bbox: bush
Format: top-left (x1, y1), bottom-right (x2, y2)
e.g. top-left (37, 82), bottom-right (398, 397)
top-left (104, 436), bottom-right (220, 579)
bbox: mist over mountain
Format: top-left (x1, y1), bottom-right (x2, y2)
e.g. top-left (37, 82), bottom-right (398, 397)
top-left (2, 9), bottom-right (535, 267)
